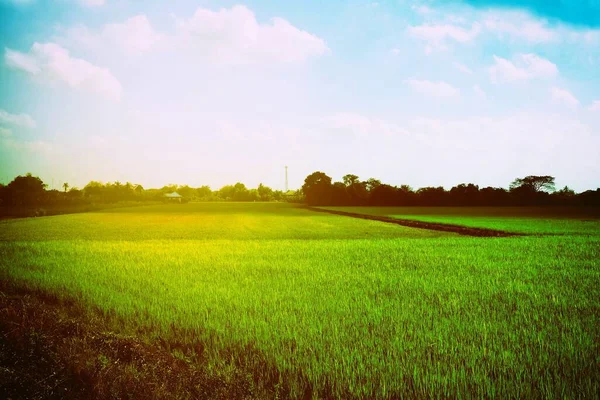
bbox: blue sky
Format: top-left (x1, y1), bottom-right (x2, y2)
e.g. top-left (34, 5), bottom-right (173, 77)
top-left (0, 0), bottom-right (599, 191)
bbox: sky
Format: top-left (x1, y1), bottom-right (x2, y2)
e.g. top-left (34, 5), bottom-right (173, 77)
top-left (0, 0), bottom-right (599, 192)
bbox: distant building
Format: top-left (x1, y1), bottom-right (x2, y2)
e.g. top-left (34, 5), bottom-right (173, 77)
top-left (165, 192), bottom-right (183, 203)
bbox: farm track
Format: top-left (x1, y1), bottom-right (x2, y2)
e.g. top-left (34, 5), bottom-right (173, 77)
top-left (308, 207), bottom-right (523, 237)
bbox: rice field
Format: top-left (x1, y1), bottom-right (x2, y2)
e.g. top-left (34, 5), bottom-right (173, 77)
top-left (320, 206), bottom-right (600, 235)
top-left (1, 203), bottom-right (599, 398)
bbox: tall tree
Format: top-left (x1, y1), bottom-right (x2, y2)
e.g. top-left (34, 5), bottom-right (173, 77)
top-left (510, 176), bottom-right (555, 192)
top-left (302, 171), bottom-right (333, 206)
top-left (257, 183), bottom-right (273, 201)
top-left (449, 183), bottom-right (479, 206)
top-left (365, 178), bottom-right (382, 192)
top-left (196, 186), bottom-right (212, 199)
top-left (177, 185), bottom-right (195, 198)
top-left (342, 174), bottom-right (360, 187)
top-left (6, 173), bottom-right (47, 206)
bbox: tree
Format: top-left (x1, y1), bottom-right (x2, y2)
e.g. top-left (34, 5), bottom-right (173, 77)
top-left (302, 171), bottom-right (333, 206)
top-left (369, 184), bottom-right (398, 206)
top-left (555, 186), bottom-right (575, 196)
top-left (219, 183), bottom-right (251, 201)
top-left (340, 174), bottom-right (368, 205)
top-left (510, 175), bottom-right (555, 192)
top-left (257, 183), bottom-right (273, 201)
top-left (342, 174), bottom-right (360, 187)
top-left (84, 181), bottom-right (105, 200)
top-left (551, 186), bottom-right (576, 205)
top-left (480, 187), bottom-right (509, 206)
top-left (232, 182), bottom-right (250, 201)
top-left (347, 181), bottom-right (368, 205)
top-left (196, 186), bottom-right (212, 199)
top-left (417, 186), bottom-right (447, 206)
top-left (218, 185), bottom-right (235, 200)
top-left (248, 188), bottom-right (260, 201)
top-left (365, 178), bottom-right (382, 192)
top-left (63, 182), bottom-right (69, 192)
top-left (66, 187), bottom-right (82, 200)
top-left (449, 183), bottom-right (479, 206)
top-left (161, 184), bottom-right (178, 193)
top-left (578, 189), bottom-right (600, 206)
top-left (331, 181), bottom-right (351, 205)
top-left (6, 173), bottom-right (47, 206)
top-left (177, 185), bottom-right (195, 198)
top-left (510, 175), bottom-right (555, 205)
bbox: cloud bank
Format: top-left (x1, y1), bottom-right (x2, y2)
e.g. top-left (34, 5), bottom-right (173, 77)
top-left (5, 43), bottom-right (122, 100)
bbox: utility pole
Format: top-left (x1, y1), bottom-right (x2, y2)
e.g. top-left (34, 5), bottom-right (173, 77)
top-left (285, 166), bottom-right (288, 192)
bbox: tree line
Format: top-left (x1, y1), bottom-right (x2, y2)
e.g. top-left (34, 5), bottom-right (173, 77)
top-left (301, 172), bottom-right (600, 207)
top-left (0, 174), bottom-right (298, 216)
top-left (1, 172), bottom-right (598, 217)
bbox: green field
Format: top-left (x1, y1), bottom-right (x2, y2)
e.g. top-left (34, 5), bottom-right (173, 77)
top-left (1, 203), bottom-right (599, 398)
top-left (321, 206), bottom-right (600, 235)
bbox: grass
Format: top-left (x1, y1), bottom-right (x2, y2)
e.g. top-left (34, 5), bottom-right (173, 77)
top-left (321, 206), bottom-right (600, 235)
top-left (1, 203), bottom-right (599, 398)
top-left (0, 201), bottom-right (160, 219)
top-left (0, 203), bottom-right (450, 241)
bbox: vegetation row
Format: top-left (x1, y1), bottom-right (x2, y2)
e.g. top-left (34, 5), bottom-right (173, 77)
top-left (1, 172), bottom-right (599, 217)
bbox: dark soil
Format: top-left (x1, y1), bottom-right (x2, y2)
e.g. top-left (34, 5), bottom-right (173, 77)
top-left (0, 282), bottom-right (271, 400)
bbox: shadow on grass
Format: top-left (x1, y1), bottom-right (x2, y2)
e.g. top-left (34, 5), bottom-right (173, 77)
top-left (0, 280), bottom-right (293, 399)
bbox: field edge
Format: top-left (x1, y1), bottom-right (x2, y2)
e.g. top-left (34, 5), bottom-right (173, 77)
top-left (308, 206), bottom-right (522, 237)
top-left (0, 277), bottom-right (299, 400)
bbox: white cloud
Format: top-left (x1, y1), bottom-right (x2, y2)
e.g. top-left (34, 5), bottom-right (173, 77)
top-left (322, 112), bottom-right (410, 138)
top-left (489, 56), bottom-right (529, 83)
top-left (389, 48), bottom-right (401, 55)
top-left (173, 5), bottom-right (328, 64)
top-left (483, 10), bottom-right (556, 43)
top-left (4, 48), bottom-right (40, 73)
top-left (407, 23), bottom-right (480, 52)
top-left (408, 113), bottom-right (599, 179)
top-left (62, 15), bottom-right (164, 54)
top-left (407, 7), bottom-right (599, 51)
top-left (59, 5), bottom-right (328, 64)
top-left (404, 79), bottom-right (460, 98)
top-left (102, 15), bottom-right (163, 52)
top-left (411, 5), bottom-right (434, 16)
top-left (582, 31), bottom-right (600, 44)
top-left (79, 0), bottom-right (104, 6)
top-left (4, 42), bottom-right (122, 100)
top-left (473, 85), bottom-right (486, 100)
top-left (489, 53), bottom-right (558, 84)
top-left (551, 87), bottom-right (579, 108)
top-left (1, 137), bottom-right (54, 154)
top-left (454, 62), bottom-right (472, 74)
top-left (521, 53), bottom-right (558, 78)
top-left (588, 100), bottom-right (600, 111)
top-left (0, 109), bottom-right (36, 128)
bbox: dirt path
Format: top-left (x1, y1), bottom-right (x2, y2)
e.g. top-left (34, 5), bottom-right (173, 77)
top-left (307, 207), bottom-right (522, 237)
